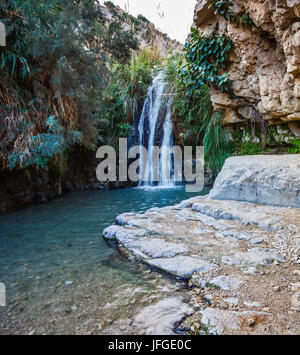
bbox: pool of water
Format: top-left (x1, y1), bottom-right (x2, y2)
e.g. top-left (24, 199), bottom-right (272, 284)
top-left (0, 186), bottom-right (209, 334)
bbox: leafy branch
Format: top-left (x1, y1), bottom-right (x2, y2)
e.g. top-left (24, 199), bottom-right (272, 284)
top-left (183, 28), bottom-right (234, 96)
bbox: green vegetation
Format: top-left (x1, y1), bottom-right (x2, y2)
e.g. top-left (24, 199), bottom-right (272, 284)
top-left (183, 28), bottom-right (233, 96)
top-left (288, 139), bottom-right (300, 154)
top-left (101, 47), bottom-right (163, 146)
top-left (0, 0), bottom-right (139, 170)
top-left (209, 0), bottom-right (254, 26)
top-left (137, 14), bottom-right (150, 24)
top-left (1, 0), bottom-right (297, 180)
top-left (203, 111), bottom-right (230, 171)
top-left (227, 124), bottom-right (300, 156)
top-left (172, 25), bottom-right (233, 172)
top-left (166, 54), bottom-right (230, 172)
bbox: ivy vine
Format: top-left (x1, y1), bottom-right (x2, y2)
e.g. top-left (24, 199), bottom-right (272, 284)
top-left (209, 0), bottom-right (255, 26)
top-left (183, 27), bottom-right (234, 96)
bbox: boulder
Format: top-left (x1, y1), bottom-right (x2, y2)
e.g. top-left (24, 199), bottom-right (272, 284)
top-left (209, 155), bottom-right (300, 208)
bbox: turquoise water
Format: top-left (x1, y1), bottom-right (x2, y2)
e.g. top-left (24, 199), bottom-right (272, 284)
top-left (0, 187), bottom-right (208, 334)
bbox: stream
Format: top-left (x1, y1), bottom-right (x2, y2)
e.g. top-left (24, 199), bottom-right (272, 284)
top-left (0, 187), bottom-right (209, 334)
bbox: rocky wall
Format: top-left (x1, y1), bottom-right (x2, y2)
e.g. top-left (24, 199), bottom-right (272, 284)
top-left (193, 0), bottom-right (300, 130)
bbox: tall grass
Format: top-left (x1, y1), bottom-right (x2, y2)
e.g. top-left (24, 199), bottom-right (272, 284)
top-left (165, 54), bottom-right (230, 172)
top-left (102, 47), bottom-right (163, 146)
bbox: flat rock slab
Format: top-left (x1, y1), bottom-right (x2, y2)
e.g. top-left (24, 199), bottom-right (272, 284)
top-left (139, 238), bottom-right (189, 259)
top-left (148, 255), bottom-right (217, 277)
top-left (222, 248), bottom-right (285, 267)
top-left (133, 297), bottom-right (193, 335)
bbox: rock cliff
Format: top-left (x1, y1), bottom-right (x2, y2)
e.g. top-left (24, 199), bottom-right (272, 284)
top-left (193, 0), bottom-right (300, 129)
top-left (101, 3), bottom-right (182, 56)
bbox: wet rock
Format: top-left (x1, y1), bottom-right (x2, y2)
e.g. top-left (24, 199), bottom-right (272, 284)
top-left (103, 169), bottom-right (300, 334)
top-left (133, 297), bottom-right (193, 335)
top-left (103, 225), bottom-right (147, 247)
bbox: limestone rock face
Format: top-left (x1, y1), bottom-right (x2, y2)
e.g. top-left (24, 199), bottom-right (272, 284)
top-left (193, 0), bottom-right (300, 125)
top-left (101, 4), bottom-right (182, 56)
top-left (209, 154), bottom-right (300, 207)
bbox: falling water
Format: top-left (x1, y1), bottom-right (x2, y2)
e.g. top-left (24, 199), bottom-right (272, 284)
top-left (138, 72), bottom-right (175, 187)
top-left (160, 100), bottom-right (174, 186)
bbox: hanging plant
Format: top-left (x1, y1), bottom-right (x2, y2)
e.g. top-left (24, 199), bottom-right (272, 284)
top-left (183, 28), bottom-right (234, 97)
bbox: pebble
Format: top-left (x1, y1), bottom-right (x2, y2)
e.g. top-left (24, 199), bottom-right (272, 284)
top-left (219, 302), bottom-right (229, 310)
top-left (291, 291), bottom-right (300, 312)
top-left (65, 281), bottom-right (73, 286)
top-left (291, 283), bottom-right (300, 292)
top-left (247, 318), bottom-right (256, 327)
top-left (224, 297), bottom-right (239, 306)
top-left (250, 237), bottom-right (265, 245)
top-left (98, 322), bottom-right (105, 330)
top-left (243, 267), bottom-right (258, 275)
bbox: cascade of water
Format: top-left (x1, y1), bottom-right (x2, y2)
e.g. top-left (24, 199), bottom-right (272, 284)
top-left (160, 100), bottom-right (174, 186)
top-left (137, 72), bottom-right (175, 187)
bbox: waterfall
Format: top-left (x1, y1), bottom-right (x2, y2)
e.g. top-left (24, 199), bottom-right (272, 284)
top-left (160, 100), bottom-right (174, 186)
top-left (138, 72), bottom-right (175, 187)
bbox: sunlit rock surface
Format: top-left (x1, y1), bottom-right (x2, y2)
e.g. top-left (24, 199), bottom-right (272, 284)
top-left (193, 0), bottom-right (300, 126)
top-left (104, 155), bottom-right (300, 334)
top-left (209, 155), bottom-right (300, 208)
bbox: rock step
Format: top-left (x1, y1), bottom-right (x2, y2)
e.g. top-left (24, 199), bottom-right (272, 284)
top-left (103, 196), bottom-right (300, 334)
